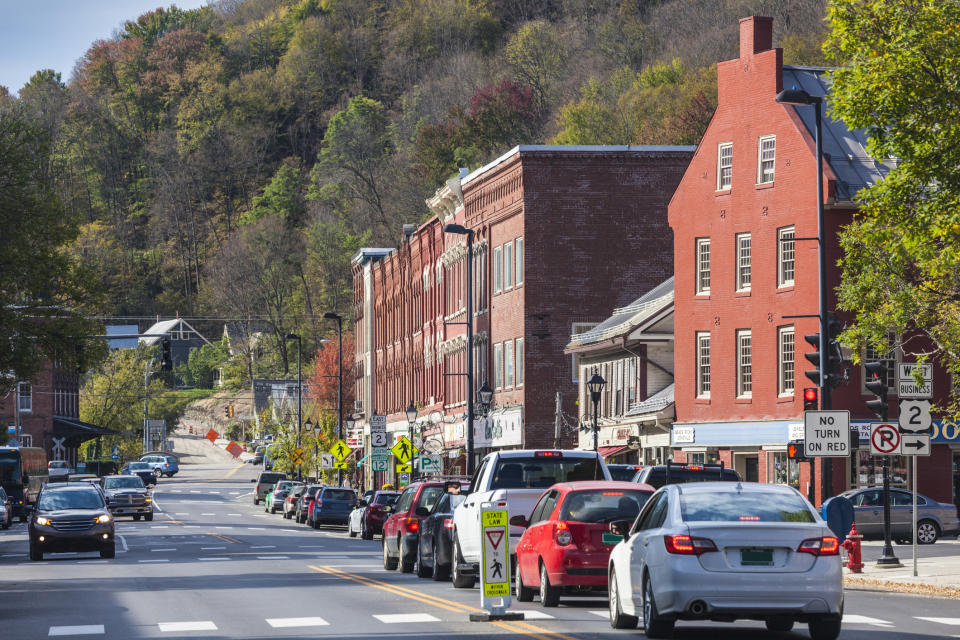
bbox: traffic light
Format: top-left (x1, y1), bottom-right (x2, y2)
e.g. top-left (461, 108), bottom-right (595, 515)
top-left (160, 337), bottom-right (173, 371)
top-left (228, 404), bottom-right (235, 418)
top-left (803, 387), bottom-right (819, 411)
top-left (788, 441), bottom-right (807, 461)
top-left (864, 361), bottom-right (888, 420)
top-left (803, 314), bottom-right (849, 388)
top-left (223, 405), bottom-right (230, 418)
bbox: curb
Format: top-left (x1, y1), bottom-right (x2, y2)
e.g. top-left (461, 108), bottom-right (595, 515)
top-left (844, 575), bottom-right (960, 599)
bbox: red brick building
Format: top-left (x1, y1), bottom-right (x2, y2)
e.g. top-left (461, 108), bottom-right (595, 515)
top-left (669, 16), bottom-right (957, 506)
top-left (353, 145), bottom-right (693, 482)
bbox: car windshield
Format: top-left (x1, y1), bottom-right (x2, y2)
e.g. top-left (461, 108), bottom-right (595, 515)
top-left (129, 463), bottom-right (150, 470)
top-left (323, 489), bottom-right (356, 501)
top-left (38, 489), bottom-right (104, 510)
top-left (608, 466), bottom-right (640, 482)
top-left (638, 467), bottom-right (740, 489)
top-left (49, 461), bottom-right (68, 469)
top-left (259, 474), bottom-right (284, 485)
top-left (0, 453), bottom-right (21, 483)
top-left (680, 491), bottom-right (815, 523)
top-left (559, 489), bottom-right (653, 523)
top-left (374, 492), bottom-right (399, 505)
top-left (490, 456), bottom-right (604, 489)
top-left (104, 477), bottom-right (144, 489)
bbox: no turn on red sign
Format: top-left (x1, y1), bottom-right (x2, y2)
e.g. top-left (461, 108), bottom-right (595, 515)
top-left (870, 423), bottom-right (902, 455)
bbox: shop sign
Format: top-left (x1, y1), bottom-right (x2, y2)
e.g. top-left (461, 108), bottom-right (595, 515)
top-left (473, 410), bottom-right (523, 448)
top-left (444, 421), bottom-right (465, 447)
top-left (673, 426), bottom-right (695, 444)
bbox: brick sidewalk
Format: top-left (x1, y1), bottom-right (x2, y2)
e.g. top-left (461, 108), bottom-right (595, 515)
top-left (844, 549), bottom-right (960, 598)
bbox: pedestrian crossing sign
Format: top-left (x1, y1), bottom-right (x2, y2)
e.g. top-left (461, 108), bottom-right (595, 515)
top-left (390, 436), bottom-right (417, 463)
top-left (396, 463), bottom-right (412, 473)
top-left (330, 440), bottom-right (352, 461)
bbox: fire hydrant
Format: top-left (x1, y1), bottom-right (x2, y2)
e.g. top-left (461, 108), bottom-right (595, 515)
top-left (842, 521), bottom-right (863, 573)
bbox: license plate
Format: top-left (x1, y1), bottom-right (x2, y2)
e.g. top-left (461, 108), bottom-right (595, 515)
top-left (740, 548), bottom-right (773, 566)
top-left (602, 533), bottom-right (623, 545)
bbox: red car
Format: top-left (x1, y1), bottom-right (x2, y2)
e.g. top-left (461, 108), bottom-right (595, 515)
top-left (359, 490), bottom-right (400, 539)
top-left (513, 480), bottom-right (655, 606)
top-left (381, 481), bottom-right (449, 573)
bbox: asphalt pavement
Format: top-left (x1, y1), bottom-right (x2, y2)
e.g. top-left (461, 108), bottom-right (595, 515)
top-left (1, 462), bottom-right (958, 639)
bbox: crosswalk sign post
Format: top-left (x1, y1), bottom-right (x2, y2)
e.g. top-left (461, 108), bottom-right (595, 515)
top-left (469, 502), bottom-right (523, 622)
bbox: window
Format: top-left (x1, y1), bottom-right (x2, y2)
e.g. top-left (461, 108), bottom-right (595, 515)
top-left (778, 226), bottom-right (795, 287)
top-left (504, 339), bottom-right (514, 387)
top-left (735, 233), bottom-right (751, 291)
top-left (737, 329), bottom-right (752, 397)
top-left (494, 342), bottom-right (503, 389)
top-left (779, 326), bottom-right (795, 395)
top-left (515, 237), bottom-right (523, 285)
top-left (503, 241), bottom-right (513, 289)
top-left (767, 450), bottom-right (801, 488)
top-left (515, 338), bottom-right (524, 386)
top-left (717, 142), bottom-right (733, 190)
top-left (696, 332), bottom-right (711, 398)
top-left (493, 246), bottom-right (502, 294)
top-left (758, 135), bottom-right (775, 183)
top-left (18, 382), bottom-right (31, 413)
top-left (20, 434), bottom-right (32, 447)
top-left (695, 238), bottom-right (711, 294)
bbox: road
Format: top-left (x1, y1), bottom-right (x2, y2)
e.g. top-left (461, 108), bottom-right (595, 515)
top-left (1, 462), bottom-right (958, 639)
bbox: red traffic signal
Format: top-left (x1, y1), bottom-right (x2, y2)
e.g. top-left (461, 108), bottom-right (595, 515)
top-left (803, 387), bottom-right (818, 411)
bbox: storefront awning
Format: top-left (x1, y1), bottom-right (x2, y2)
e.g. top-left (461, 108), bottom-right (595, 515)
top-left (598, 445), bottom-right (630, 459)
top-left (53, 417), bottom-right (118, 442)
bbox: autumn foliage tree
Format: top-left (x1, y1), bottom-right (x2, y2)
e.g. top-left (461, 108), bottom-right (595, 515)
top-left (308, 332), bottom-right (355, 419)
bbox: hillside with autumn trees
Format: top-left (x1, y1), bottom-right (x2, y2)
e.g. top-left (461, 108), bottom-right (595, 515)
top-left (2, 0), bottom-right (830, 380)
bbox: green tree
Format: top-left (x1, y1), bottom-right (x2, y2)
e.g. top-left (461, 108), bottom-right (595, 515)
top-left (242, 161), bottom-right (306, 225)
top-left (504, 20), bottom-right (567, 113)
top-left (826, 0), bottom-right (960, 408)
top-left (175, 339), bottom-right (230, 388)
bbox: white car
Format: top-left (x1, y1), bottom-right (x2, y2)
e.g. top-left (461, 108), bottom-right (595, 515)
top-left (47, 460), bottom-right (73, 478)
top-left (607, 482), bottom-right (843, 640)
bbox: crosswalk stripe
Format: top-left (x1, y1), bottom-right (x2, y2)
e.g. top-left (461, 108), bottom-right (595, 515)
top-left (588, 611), bottom-right (607, 618)
top-left (373, 613), bottom-right (440, 624)
top-left (48, 625), bottom-right (105, 636)
top-left (916, 617), bottom-right (960, 625)
top-left (158, 621), bottom-right (217, 632)
top-left (843, 615), bottom-right (894, 626)
top-left (266, 617), bottom-right (330, 628)
top-left (257, 556), bottom-right (290, 560)
top-left (517, 610), bottom-right (555, 620)
top-left (138, 559), bottom-right (169, 563)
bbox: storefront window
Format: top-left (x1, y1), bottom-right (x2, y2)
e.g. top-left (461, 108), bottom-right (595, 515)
top-left (767, 451), bottom-right (800, 489)
top-left (852, 451), bottom-right (908, 489)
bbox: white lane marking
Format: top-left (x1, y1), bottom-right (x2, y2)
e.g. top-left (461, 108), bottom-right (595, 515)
top-left (298, 545), bottom-right (324, 549)
top-left (257, 555), bottom-right (289, 560)
top-left (916, 618), bottom-right (960, 625)
top-left (152, 548), bottom-right (177, 552)
top-left (314, 555), bottom-right (347, 559)
top-left (175, 513), bottom-right (189, 516)
top-left (200, 547), bottom-right (226, 550)
top-left (247, 527), bottom-right (265, 531)
top-left (517, 611), bottom-right (554, 620)
top-left (201, 513), bottom-right (216, 516)
top-left (76, 560), bottom-right (108, 564)
top-left (282, 529), bottom-right (299, 533)
top-left (189, 491), bottom-right (201, 494)
top-left (843, 615), bottom-right (894, 627)
top-left (210, 491), bottom-right (220, 494)
top-left (266, 617), bottom-right (330, 628)
top-left (250, 545), bottom-right (275, 549)
top-left (215, 527), bottom-right (231, 530)
top-left (588, 611), bottom-right (608, 618)
top-left (118, 535), bottom-right (128, 552)
top-left (2, 553), bottom-right (25, 558)
top-left (138, 559), bottom-right (169, 563)
top-left (150, 526), bottom-right (169, 529)
top-left (198, 557), bottom-right (230, 561)
top-left (158, 621), bottom-right (217, 632)
top-left (227, 513), bottom-right (242, 517)
top-left (48, 625), bottom-right (105, 636)
top-left (19, 562), bottom-right (49, 565)
top-left (373, 613), bottom-right (440, 624)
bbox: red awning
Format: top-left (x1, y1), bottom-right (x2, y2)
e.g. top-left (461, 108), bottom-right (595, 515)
top-left (597, 445), bottom-right (630, 459)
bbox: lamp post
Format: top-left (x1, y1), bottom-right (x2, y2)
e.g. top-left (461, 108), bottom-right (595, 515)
top-left (775, 88), bottom-right (833, 503)
top-left (323, 312), bottom-right (343, 486)
top-left (586, 371), bottom-right (606, 453)
top-left (305, 418), bottom-right (315, 479)
top-left (345, 415), bottom-right (355, 487)
top-left (285, 333), bottom-right (302, 479)
top-left (442, 223), bottom-right (476, 476)
top-left (406, 402), bottom-right (418, 482)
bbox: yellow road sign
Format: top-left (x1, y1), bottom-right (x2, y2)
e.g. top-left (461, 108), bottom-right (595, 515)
top-left (290, 451), bottom-right (305, 465)
top-left (330, 440), bottom-right (353, 461)
top-left (333, 461), bottom-right (349, 470)
top-left (390, 436), bottom-right (417, 463)
top-left (396, 463), bottom-right (412, 473)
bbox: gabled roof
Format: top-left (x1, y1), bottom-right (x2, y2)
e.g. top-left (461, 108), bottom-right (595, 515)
top-left (139, 318), bottom-right (210, 346)
top-left (782, 66), bottom-right (896, 201)
top-left (566, 278), bottom-right (673, 350)
top-left (625, 383), bottom-right (675, 417)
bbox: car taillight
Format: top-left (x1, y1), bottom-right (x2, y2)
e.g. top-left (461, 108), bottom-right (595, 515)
top-left (798, 536), bottom-right (840, 556)
top-left (443, 518), bottom-right (454, 529)
top-left (555, 521), bottom-right (572, 545)
top-left (534, 451), bottom-right (563, 457)
top-left (369, 505), bottom-right (380, 512)
top-left (664, 534), bottom-right (717, 555)
top-left (405, 517), bottom-right (419, 533)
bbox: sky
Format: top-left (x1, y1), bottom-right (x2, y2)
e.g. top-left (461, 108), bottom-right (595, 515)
top-left (0, 1), bottom-right (211, 95)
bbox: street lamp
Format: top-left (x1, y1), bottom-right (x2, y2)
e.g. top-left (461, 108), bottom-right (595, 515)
top-left (323, 312), bottom-right (344, 487)
top-left (305, 418), bottom-right (314, 479)
top-left (443, 223), bottom-right (476, 476)
top-left (477, 382), bottom-right (493, 417)
top-left (586, 371), bottom-right (606, 453)
top-left (344, 415), bottom-right (356, 486)
top-left (285, 333), bottom-right (303, 479)
top-left (406, 402), bottom-right (418, 482)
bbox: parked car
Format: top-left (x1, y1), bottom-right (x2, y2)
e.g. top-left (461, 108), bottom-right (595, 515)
top-left (348, 490), bottom-right (399, 540)
top-left (631, 461), bottom-right (741, 488)
top-left (246, 450), bottom-right (264, 465)
top-left (383, 481), bottom-right (451, 572)
top-left (295, 485), bottom-right (323, 524)
top-left (607, 464), bottom-right (644, 482)
top-left (120, 462), bottom-right (157, 487)
top-left (47, 460), bottom-right (73, 479)
top-left (451, 449), bottom-right (612, 588)
top-left (838, 486), bottom-right (960, 544)
top-left (101, 475), bottom-right (153, 521)
top-left (513, 481), bottom-right (654, 605)
top-left (0, 486), bottom-right (11, 529)
top-left (283, 485), bottom-right (306, 519)
top-left (140, 454), bottom-right (179, 478)
top-left (414, 486), bottom-right (468, 579)
top-left (309, 486), bottom-right (357, 527)
top-left (252, 471), bottom-right (287, 505)
top-left (28, 483), bottom-right (115, 561)
top-left (266, 480), bottom-right (302, 514)
top-left (606, 482), bottom-right (843, 640)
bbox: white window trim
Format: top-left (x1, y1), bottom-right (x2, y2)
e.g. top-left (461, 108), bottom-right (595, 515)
top-left (18, 382), bottom-right (32, 413)
top-left (696, 331), bottom-right (711, 399)
top-left (504, 339), bottom-right (514, 388)
top-left (778, 326), bottom-right (795, 397)
top-left (736, 232), bottom-right (751, 292)
top-left (493, 245), bottom-right (502, 294)
top-left (757, 134), bottom-right (776, 184)
top-left (777, 226), bottom-right (795, 287)
top-left (516, 337), bottom-right (524, 386)
top-left (696, 238), bottom-right (711, 295)
top-left (493, 342), bottom-right (503, 389)
top-left (503, 241), bottom-right (513, 290)
top-left (717, 142), bottom-right (733, 191)
top-left (737, 329), bottom-right (752, 398)
top-left (515, 237), bottom-right (523, 286)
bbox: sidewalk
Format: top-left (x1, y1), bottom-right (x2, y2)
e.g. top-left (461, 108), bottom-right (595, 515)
top-left (844, 546), bottom-right (960, 599)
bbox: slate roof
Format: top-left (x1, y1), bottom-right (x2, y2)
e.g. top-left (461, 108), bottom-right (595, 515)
top-left (625, 383), bottom-right (675, 417)
top-left (566, 278), bottom-right (673, 349)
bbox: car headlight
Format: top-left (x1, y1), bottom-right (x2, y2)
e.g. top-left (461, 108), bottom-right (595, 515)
top-left (97, 514), bottom-right (111, 523)
top-left (145, 497), bottom-right (152, 502)
top-left (35, 516), bottom-right (51, 526)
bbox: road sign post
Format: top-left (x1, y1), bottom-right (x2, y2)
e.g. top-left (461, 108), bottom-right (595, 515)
top-left (469, 502), bottom-right (523, 622)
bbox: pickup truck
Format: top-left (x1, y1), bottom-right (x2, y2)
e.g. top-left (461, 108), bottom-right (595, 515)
top-left (450, 449), bottom-right (610, 588)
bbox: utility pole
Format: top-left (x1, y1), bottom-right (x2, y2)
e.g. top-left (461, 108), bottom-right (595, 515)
top-left (553, 392), bottom-right (562, 449)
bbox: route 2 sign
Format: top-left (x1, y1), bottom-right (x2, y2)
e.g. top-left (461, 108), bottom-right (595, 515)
top-left (870, 423), bottom-right (902, 455)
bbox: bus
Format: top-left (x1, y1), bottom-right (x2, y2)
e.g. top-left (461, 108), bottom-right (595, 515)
top-left (0, 446), bottom-right (49, 521)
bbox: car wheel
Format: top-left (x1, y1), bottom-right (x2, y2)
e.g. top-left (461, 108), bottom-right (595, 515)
top-left (642, 576), bottom-right (675, 639)
top-left (254, 497), bottom-right (260, 506)
top-left (398, 536), bottom-right (414, 573)
top-left (765, 616), bottom-right (794, 632)
top-left (133, 514), bottom-right (141, 521)
top-left (29, 540), bottom-right (42, 561)
top-left (1, 517), bottom-right (8, 530)
top-left (808, 616), bottom-right (842, 640)
top-left (917, 519), bottom-right (940, 544)
top-left (349, 521), bottom-right (358, 538)
top-left (100, 542), bottom-right (116, 559)
top-left (361, 520), bottom-right (373, 540)
top-left (312, 516), bottom-right (319, 529)
top-left (145, 512), bottom-right (153, 522)
top-left (539, 562), bottom-right (560, 607)
top-left (154, 468), bottom-right (162, 477)
top-left (382, 538), bottom-right (398, 570)
top-left (416, 538), bottom-right (432, 578)
top-left (451, 534), bottom-right (475, 589)
top-left (515, 562), bottom-right (534, 602)
top-left (608, 568), bottom-right (637, 629)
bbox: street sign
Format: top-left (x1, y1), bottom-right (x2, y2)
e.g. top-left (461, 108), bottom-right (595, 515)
top-left (399, 472), bottom-right (410, 485)
top-left (371, 431), bottom-right (388, 448)
top-left (418, 454), bottom-right (443, 473)
top-left (205, 429), bottom-right (218, 443)
top-left (901, 434), bottom-right (931, 456)
top-left (870, 423), bottom-right (902, 455)
top-left (898, 363), bottom-right (932, 399)
top-left (371, 458), bottom-right (390, 472)
top-left (803, 410), bottom-right (851, 457)
top-left (371, 414), bottom-right (386, 430)
top-left (390, 436), bottom-right (416, 463)
top-left (290, 447), bottom-right (305, 465)
top-left (330, 440), bottom-right (352, 461)
top-left (898, 399), bottom-right (932, 434)
top-left (396, 463), bottom-right (412, 473)
top-left (479, 502), bottom-right (512, 610)
top-left (333, 461), bottom-right (349, 470)
top-left (319, 453), bottom-right (335, 469)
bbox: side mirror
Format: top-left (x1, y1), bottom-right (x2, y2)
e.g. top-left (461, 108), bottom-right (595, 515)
top-left (609, 520), bottom-right (631, 540)
top-left (415, 506), bottom-right (430, 517)
top-left (509, 515), bottom-right (528, 528)
top-left (250, 478), bottom-right (257, 482)
top-left (381, 505), bottom-right (392, 514)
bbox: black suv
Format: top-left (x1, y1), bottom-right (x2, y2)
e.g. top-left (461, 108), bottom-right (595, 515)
top-left (631, 461), bottom-right (741, 488)
top-left (29, 483), bottom-right (115, 560)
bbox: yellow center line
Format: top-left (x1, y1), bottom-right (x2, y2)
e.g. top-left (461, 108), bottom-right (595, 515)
top-left (322, 566), bottom-right (484, 612)
top-left (223, 465), bottom-right (243, 479)
top-left (309, 566), bottom-right (465, 613)
top-left (208, 533), bottom-right (241, 544)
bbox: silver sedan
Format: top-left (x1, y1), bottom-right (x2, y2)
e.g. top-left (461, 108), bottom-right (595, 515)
top-left (607, 482), bottom-right (843, 640)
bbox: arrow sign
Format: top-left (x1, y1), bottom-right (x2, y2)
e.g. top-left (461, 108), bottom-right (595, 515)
top-left (901, 434), bottom-right (931, 456)
top-left (485, 529), bottom-right (504, 550)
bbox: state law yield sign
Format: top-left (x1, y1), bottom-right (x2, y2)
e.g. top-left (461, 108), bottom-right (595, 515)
top-left (479, 503), bottom-right (511, 609)
top-left (803, 410), bottom-right (850, 457)
top-left (870, 423), bottom-right (902, 456)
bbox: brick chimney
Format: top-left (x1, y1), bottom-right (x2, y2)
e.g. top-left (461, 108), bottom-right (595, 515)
top-left (740, 16), bottom-right (773, 58)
